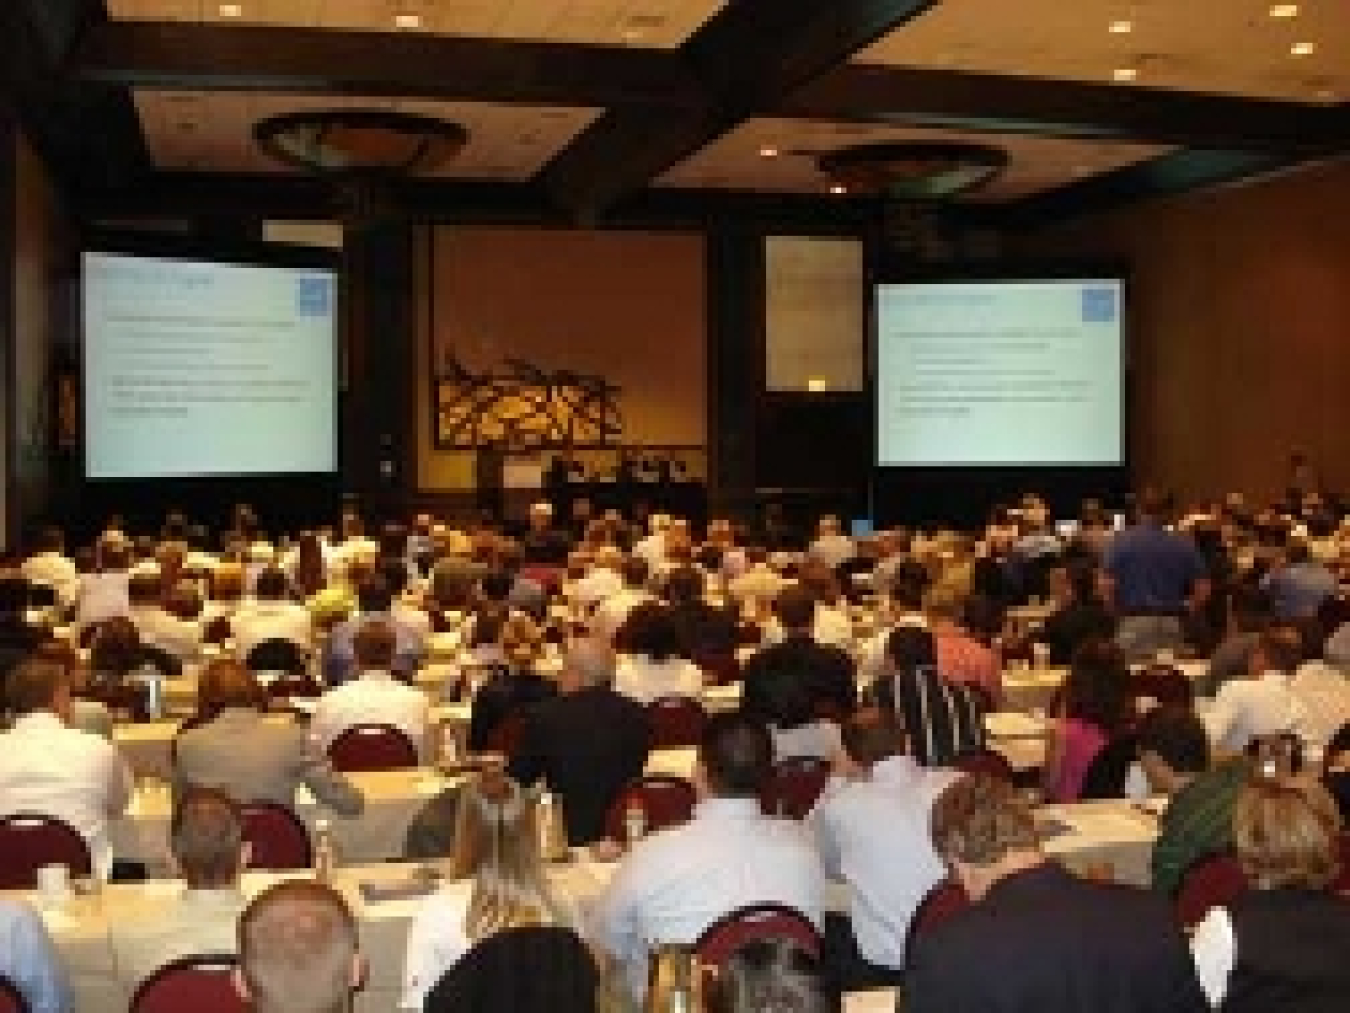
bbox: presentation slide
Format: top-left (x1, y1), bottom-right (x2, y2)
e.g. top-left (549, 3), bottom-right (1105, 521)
top-left (83, 252), bottom-right (338, 479)
top-left (876, 280), bottom-right (1123, 467)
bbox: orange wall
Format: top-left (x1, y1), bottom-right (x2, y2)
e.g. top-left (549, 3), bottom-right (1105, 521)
top-left (416, 226), bottom-right (706, 492)
top-left (1024, 158), bottom-right (1350, 503)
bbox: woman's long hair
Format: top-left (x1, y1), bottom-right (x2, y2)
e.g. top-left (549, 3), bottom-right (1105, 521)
top-left (449, 773), bottom-right (567, 943)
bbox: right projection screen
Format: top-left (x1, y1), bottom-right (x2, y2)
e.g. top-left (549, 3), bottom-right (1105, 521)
top-left (875, 280), bottom-right (1124, 467)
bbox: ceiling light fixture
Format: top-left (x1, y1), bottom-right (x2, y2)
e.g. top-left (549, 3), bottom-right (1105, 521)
top-left (758, 146), bottom-right (780, 158)
top-left (1113, 67), bottom-right (1139, 82)
top-left (1290, 41), bottom-right (1316, 56)
top-left (1269, 4), bottom-right (1300, 18)
top-left (1109, 20), bottom-right (1133, 34)
top-left (218, 2), bottom-right (243, 16)
top-left (394, 12), bottom-right (422, 30)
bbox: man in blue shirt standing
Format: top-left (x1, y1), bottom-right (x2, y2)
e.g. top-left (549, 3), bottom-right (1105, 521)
top-left (1104, 489), bottom-right (1210, 662)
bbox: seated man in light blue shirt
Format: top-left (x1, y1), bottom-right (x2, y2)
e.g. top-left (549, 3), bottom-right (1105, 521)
top-left (323, 575), bottom-right (425, 686)
top-left (594, 713), bottom-right (826, 1001)
top-left (811, 708), bottom-right (962, 991)
top-left (0, 899), bottom-right (72, 1013)
top-left (1260, 538), bottom-right (1337, 621)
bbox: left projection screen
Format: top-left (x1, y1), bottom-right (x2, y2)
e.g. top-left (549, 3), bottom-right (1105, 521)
top-left (83, 252), bottom-right (338, 479)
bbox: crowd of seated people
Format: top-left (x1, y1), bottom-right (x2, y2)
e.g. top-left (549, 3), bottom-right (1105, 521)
top-left (0, 483), bottom-right (1348, 1010)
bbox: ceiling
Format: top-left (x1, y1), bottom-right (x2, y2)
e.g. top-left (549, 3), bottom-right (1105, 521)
top-left (8, 0), bottom-right (1349, 219)
top-left (105, 0), bottom-right (728, 48)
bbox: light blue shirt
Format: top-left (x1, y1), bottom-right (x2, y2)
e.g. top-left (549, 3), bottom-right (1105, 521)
top-left (0, 900), bottom-right (72, 1013)
top-left (323, 610), bottom-right (426, 686)
top-left (810, 756), bottom-right (961, 969)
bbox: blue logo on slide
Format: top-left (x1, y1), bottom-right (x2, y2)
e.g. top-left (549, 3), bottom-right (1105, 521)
top-left (1081, 286), bottom-right (1117, 323)
top-left (296, 276), bottom-right (331, 317)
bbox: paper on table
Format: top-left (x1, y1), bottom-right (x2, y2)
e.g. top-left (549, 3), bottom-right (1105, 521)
top-left (984, 711), bottom-right (1046, 738)
top-left (843, 989), bottom-right (898, 1013)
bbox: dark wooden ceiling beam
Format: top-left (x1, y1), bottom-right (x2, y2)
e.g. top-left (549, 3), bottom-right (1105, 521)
top-left (787, 64), bottom-right (1349, 154)
top-left (537, 0), bottom-right (940, 217)
top-left (74, 21), bottom-right (704, 109)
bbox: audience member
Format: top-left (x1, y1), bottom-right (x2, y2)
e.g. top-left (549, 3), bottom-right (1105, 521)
top-left (73, 540), bottom-right (132, 632)
top-left (127, 570), bottom-right (200, 662)
top-left (236, 880), bottom-right (365, 1013)
top-left (924, 585), bottom-right (1001, 707)
top-left (1260, 536), bottom-right (1336, 621)
top-left (0, 898), bottom-right (72, 1013)
top-left (1204, 626), bottom-right (1310, 754)
top-left (613, 603), bottom-right (704, 704)
top-left (231, 566), bottom-right (314, 658)
top-left (466, 613), bottom-right (557, 752)
top-left (592, 556), bottom-right (653, 645)
top-left (509, 641), bottom-right (651, 845)
top-left (21, 526), bottom-right (79, 606)
top-left (1036, 559), bottom-right (1116, 666)
top-left (1042, 639), bottom-right (1132, 803)
top-left (705, 939), bottom-right (830, 1013)
top-left (741, 586), bottom-right (855, 722)
top-left (324, 575), bottom-right (426, 685)
top-left (906, 773), bottom-right (1206, 1012)
top-left (1202, 585), bottom-right (1270, 697)
top-left (871, 625), bottom-right (986, 767)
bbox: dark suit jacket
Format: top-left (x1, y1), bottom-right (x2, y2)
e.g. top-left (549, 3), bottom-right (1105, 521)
top-left (906, 863), bottom-right (1207, 1013)
top-left (507, 686), bottom-right (651, 845)
top-left (741, 635), bottom-right (856, 719)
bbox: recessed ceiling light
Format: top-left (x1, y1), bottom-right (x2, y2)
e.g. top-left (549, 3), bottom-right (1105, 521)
top-left (828, 184), bottom-right (847, 195)
top-left (758, 146), bottom-right (780, 158)
top-left (394, 12), bottom-right (421, 30)
top-left (1113, 67), bottom-right (1139, 82)
top-left (1109, 20), bottom-right (1133, 34)
top-left (218, 2), bottom-right (243, 16)
top-left (1290, 41), bottom-right (1316, 57)
top-left (1269, 4), bottom-right (1300, 18)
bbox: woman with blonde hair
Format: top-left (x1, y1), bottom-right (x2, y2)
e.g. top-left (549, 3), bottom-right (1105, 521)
top-left (466, 613), bottom-right (557, 752)
top-left (401, 772), bottom-right (582, 1009)
top-left (1190, 775), bottom-right (1350, 1010)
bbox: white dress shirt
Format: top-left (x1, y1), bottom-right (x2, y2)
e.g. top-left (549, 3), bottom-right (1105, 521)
top-left (130, 606), bottom-right (201, 662)
top-left (1203, 670), bottom-right (1309, 754)
top-left (809, 756), bottom-right (961, 969)
top-left (727, 565), bottom-right (786, 607)
top-left (571, 567), bottom-right (624, 610)
top-left (593, 588), bottom-right (652, 644)
top-left (808, 533), bottom-right (856, 571)
top-left (856, 613), bottom-right (929, 689)
top-left (229, 599), bottom-right (314, 658)
top-left (74, 571), bottom-right (131, 630)
top-left (0, 711), bottom-right (133, 876)
top-left (596, 796), bottom-right (825, 999)
top-left (614, 656), bottom-right (704, 704)
top-left (1289, 660), bottom-right (1350, 756)
top-left (770, 721), bottom-right (844, 762)
top-left (1189, 905), bottom-right (1236, 1007)
top-left (310, 671), bottom-right (432, 760)
top-left (20, 552), bottom-right (79, 605)
top-left (762, 606), bottom-right (854, 650)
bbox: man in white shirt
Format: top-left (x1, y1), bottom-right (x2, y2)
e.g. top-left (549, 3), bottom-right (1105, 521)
top-left (1289, 653), bottom-right (1350, 758)
top-left (0, 658), bottom-right (133, 878)
top-left (811, 709), bottom-right (960, 990)
top-left (20, 527), bottom-right (79, 607)
top-left (1204, 626), bottom-right (1310, 754)
top-left (74, 541), bottom-right (133, 632)
top-left (310, 621), bottom-right (431, 761)
top-left (727, 546), bottom-right (788, 613)
top-left (595, 712), bottom-right (826, 999)
top-left (807, 515), bottom-right (856, 572)
top-left (592, 556), bottom-right (653, 644)
top-left (230, 567), bottom-right (314, 660)
top-left (632, 514), bottom-right (672, 570)
top-left (571, 545), bottom-right (625, 613)
top-left (128, 571), bottom-right (201, 662)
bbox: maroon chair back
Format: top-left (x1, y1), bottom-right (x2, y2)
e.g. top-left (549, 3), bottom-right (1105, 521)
top-left (77, 681), bottom-right (150, 722)
top-left (518, 566), bottom-right (563, 594)
top-left (264, 675), bottom-right (324, 702)
top-left (0, 815), bottom-right (92, 889)
top-left (905, 880), bottom-right (970, 961)
top-left (1133, 665), bottom-right (1195, 708)
top-left (647, 696), bottom-right (708, 749)
top-left (130, 955), bottom-right (245, 1013)
top-left (1176, 852), bottom-right (1249, 927)
top-left (694, 904), bottom-right (821, 971)
top-left (327, 723), bottom-right (419, 772)
top-left (0, 975), bottom-right (28, 1013)
top-left (953, 749), bottom-right (1015, 782)
top-left (240, 802), bottom-right (313, 871)
top-left (201, 615), bottom-right (233, 645)
top-left (603, 775), bottom-right (697, 841)
top-left (759, 756), bottom-right (831, 819)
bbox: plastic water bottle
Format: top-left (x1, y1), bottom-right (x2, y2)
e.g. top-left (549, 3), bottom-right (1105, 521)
top-left (314, 818), bottom-right (336, 883)
top-left (623, 799), bottom-right (647, 847)
top-left (139, 663), bottom-right (164, 720)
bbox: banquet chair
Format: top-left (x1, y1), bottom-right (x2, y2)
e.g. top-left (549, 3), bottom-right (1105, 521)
top-left (694, 904), bottom-right (821, 972)
top-left (245, 639), bottom-right (308, 676)
top-left (424, 926), bottom-right (598, 1013)
top-left (647, 696), bottom-right (707, 749)
top-left (759, 756), bottom-right (831, 819)
top-left (904, 880), bottom-right (971, 965)
top-left (130, 955), bottom-right (245, 1013)
top-left (603, 775), bottom-right (697, 841)
top-left (953, 749), bottom-right (1016, 782)
top-left (0, 976), bottom-right (27, 1013)
top-left (1132, 665), bottom-right (1194, 709)
top-left (327, 723), bottom-right (419, 772)
top-left (1175, 852), bottom-right (1249, 927)
top-left (0, 814), bottom-right (92, 889)
top-left (240, 802), bottom-right (313, 871)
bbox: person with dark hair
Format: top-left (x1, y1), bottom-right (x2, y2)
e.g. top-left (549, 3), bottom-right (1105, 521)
top-left (741, 586), bottom-right (856, 723)
top-left (128, 569), bottom-right (201, 662)
top-left (811, 708), bottom-right (958, 991)
top-left (614, 602), bottom-right (703, 704)
top-left (1042, 639), bottom-right (1132, 803)
top-left (906, 774), bottom-right (1206, 1013)
top-left (1204, 625), bottom-right (1310, 754)
top-left (1261, 536), bottom-right (1336, 621)
top-left (664, 566), bottom-right (739, 663)
top-left (871, 625), bottom-right (985, 767)
top-left (755, 661), bottom-right (844, 762)
top-left (73, 538), bottom-right (133, 632)
top-left (706, 939), bottom-right (831, 1013)
top-left (592, 555), bottom-right (653, 644)
top-left (595, 713), bottom-right (825, 1001)
top-left (1104, 487), bottom-right (1211, 662)
top-left (1135, 706), bottom-right (1251, 897)
top-left (323, 575), bottom-right (426, 685)
top-left (1202, 584), bottom-right (1271, 697)
top-left (466, 613), bottom-right (557, 753)
top-left (110, 787), bottom-right (250, 992)
top-left (231, 565), bottom-right (314, 659)
top-left (1035, 559), bottom-right (1116, 667)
